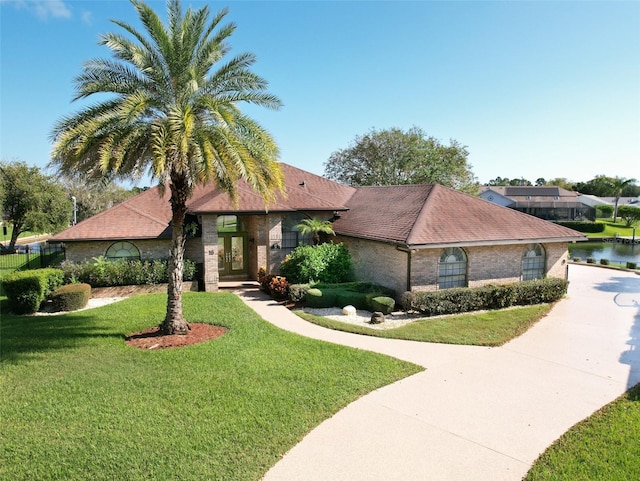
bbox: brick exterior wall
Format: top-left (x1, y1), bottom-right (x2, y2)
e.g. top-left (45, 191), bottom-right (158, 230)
top-left (62, 224), bottom-right (569, 295)
top-left (337, 237), bottom-right (569, 295)
top-left (336, 236), bottom-right (410, 295)
top-left (64, 239), bottom-right (172, 263)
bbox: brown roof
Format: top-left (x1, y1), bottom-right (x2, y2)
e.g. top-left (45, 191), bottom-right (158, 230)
top-left (333, 184), bottom-right (585, 247)
top-left (51, 163), bottom-right (356, 242)
top-left (51, 164), bottom-right (584, 245)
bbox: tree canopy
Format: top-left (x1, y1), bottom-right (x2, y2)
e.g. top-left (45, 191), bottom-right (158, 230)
top-left (0, 161), bottom-right (71, 252)
top-left (617, 205), bottom-right (640, 227)
top-left (49, 0), bottom-right (283, 334)
top-left (60, 175), bottom-right (137, 224)
top-left (324, 126), bottom-right (477, 194)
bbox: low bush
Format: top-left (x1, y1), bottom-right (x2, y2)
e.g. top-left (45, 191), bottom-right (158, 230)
top-left (600, 258), bottom-right (610, 266)
top-left (50, 283), bottom-right (91, 311)
top-left (59, 257), bottom-right (196, 287)
top-left (370, 296), bottom-right (396, 315)
top-left (288, 284), bottom-right (310, 302)
top-left (257, 268), bottom-right (290, 300)
top-left (305, 288), bottom-right (336, 308)
top-left (302, 282), bottom-right (397, 312)
top-left (399, 278), bottom-right (569, 317)
top-left (627, 261), bottom-right (638, 270)
top-left (587, 257), bottom-right (596, 264)
top-left (279, 243), bottom-right (352, 284)
top-left (3, 268), bottom-right (64, 314)
top-left (555, 221), bottom-right (605, 233)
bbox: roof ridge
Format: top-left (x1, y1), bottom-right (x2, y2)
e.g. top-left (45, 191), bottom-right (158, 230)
top-left (406, 184), bottom-right (440, 244)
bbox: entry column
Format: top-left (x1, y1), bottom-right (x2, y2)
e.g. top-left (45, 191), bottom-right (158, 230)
top-left (201, 214), bottom-right (219, 292)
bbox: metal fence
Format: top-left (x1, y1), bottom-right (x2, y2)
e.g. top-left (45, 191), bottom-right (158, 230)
top-left (0, 244), bottom-right (66, 272)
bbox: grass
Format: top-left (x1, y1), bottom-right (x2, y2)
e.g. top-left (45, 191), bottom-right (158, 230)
top-left (586, 220), bottom-right (637, 238)
top-left (0, 292), bottom-right (422, 481)
top-left (525, 383), bottom-right (640, 481)
top-left (295, 304), bottom-right (553, 346)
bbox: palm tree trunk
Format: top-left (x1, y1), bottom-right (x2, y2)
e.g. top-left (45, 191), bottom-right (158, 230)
top-left (160, 176), bottom-right (190, 335)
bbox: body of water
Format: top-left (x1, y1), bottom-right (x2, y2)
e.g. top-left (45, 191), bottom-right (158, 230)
top-left (569, 240), bottom-right (640, 264)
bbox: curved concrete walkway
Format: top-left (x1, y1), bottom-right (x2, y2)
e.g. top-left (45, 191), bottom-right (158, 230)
top-left (234, 264), bottom-right (640, 481)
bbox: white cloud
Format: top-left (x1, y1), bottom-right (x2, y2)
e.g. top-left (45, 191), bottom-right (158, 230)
top-left (1, 0), bottom-right (72, 20)
top-left (81, 9), bottom-right (92, 25)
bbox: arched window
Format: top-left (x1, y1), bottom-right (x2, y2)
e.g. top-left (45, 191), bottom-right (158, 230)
top-left (522, 244), bottom-right (546, 280)
top-left (105, 241), bottom-right (140, 261)
top-left (438, 247), bottom-right (467, 289)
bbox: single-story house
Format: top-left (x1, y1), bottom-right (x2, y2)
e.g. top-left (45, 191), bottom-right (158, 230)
top-left (479, 185), bottom-right (596, 221)
top-left (50, 163), bottom-right (586, 295)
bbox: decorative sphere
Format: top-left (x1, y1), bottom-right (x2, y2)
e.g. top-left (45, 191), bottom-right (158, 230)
top-left (342, 305), bottom-right (356, 316)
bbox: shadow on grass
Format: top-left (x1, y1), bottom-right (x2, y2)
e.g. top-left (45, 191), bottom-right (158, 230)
top-left (0, 303), bottom-right (122, 364)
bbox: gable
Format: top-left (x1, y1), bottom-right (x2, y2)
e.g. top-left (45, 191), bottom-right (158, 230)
top-left (50, 163), bottom-right (356, 242)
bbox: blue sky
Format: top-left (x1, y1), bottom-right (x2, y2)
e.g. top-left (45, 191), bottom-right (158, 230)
top-left (1, 0), bottom-right (639, 187)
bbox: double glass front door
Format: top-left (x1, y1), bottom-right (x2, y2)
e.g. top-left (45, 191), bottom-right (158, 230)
top-left (218, 233), bottom-right (247, 277)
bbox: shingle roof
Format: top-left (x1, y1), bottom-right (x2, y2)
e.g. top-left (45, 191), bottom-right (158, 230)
top-left (50, 163), bottom-right (356, 242)
top-left (333, 184), bottom-right (585, 247)
top-left (51, 164), bottom-right (583, 245)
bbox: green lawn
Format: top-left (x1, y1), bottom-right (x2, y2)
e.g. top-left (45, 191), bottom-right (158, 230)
top-left (525, 383), bottom-right (640, 481)
top-left (587, 220), bottom-right (637, 238)
top-left (0, 292), bottom-right (422, 481)
top-left (296, 304), bottom-right (553, 346)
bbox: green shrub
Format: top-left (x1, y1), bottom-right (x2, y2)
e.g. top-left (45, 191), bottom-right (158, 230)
top-left (370, 296), bottom-right (395, 314)
top-left (302, 282), bottom-right (397, 311)
top-left (555, 221), bottom-right (605, 233)
top-left (600, 258), bottom-right (610, 266)
top-left (50, 283), bottom-right (91, 311)
top-left (399, 278), bottom-right (569, 317)
top-left (335, 290), bottom-right (369, 310)
top-left (3, 268), bottom-right (64, 314)
top-left (59, 257), bottom-right (196, 287)
top-left (586, 257), bottom-right (596, 264)
top-left (572, 257), bottom-right (582, 262)
top-left (288, 284), bottom-right (310, 302)
top-left (279, 243), bottom-right (352, 284)
top-left (627, 261), bottom-right (638, 270)
top-left (305, 288), bottom-right (336, 308)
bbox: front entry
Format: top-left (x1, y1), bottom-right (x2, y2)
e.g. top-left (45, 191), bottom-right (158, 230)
top-left (218, 233), bottom-right (248, 277)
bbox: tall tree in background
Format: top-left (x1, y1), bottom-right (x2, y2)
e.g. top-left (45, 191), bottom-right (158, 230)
top-left (324, 126), bottom-right (477, 194)
top-left (60, 175), bottom-right (137, 223)
top-left (50, 0), bottom-right (284, 334)
top-left (608, 177), bottom-right (637, 221)
top-left (0, 161), bottom-right (71, 252)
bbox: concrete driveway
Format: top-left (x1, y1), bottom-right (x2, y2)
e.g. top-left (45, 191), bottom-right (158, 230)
top-left (235, 264), bottom-right (640, 481)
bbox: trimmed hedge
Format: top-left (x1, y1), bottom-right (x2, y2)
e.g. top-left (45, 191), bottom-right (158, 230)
top-left (554, 221), bottom-right (605, 233)
top-left (50, 283), bottom-right (91, 312)
top-left (3, 268), bottom-right (64, 314)
top-left (59, 257), bottom-right (196, 287)
top-left (399, 278), bottom-right (569, 317)
top-left (303, 282), bottom-right (396, 313)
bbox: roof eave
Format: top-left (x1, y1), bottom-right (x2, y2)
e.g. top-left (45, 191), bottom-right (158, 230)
top-left (405, 235), bottom-right (587, 250)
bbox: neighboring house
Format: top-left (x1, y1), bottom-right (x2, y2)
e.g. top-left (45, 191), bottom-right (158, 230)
top-left (601, 197), bottom-right (640, 207)
top-left (479, 186), bottom-right (596, 221)
top-left (50, 163), bottom-right (585, 295)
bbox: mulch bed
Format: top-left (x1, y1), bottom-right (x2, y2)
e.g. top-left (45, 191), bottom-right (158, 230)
top-left (125, 323), bottom-right (227, 350)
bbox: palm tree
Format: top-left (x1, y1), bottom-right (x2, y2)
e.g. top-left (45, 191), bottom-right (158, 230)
top-left (608, 177), bottom-right (637, 221)
top-left (296, 218), bottom-right (335, 245)
top-left (50, 0), bottom-right (284, 334)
